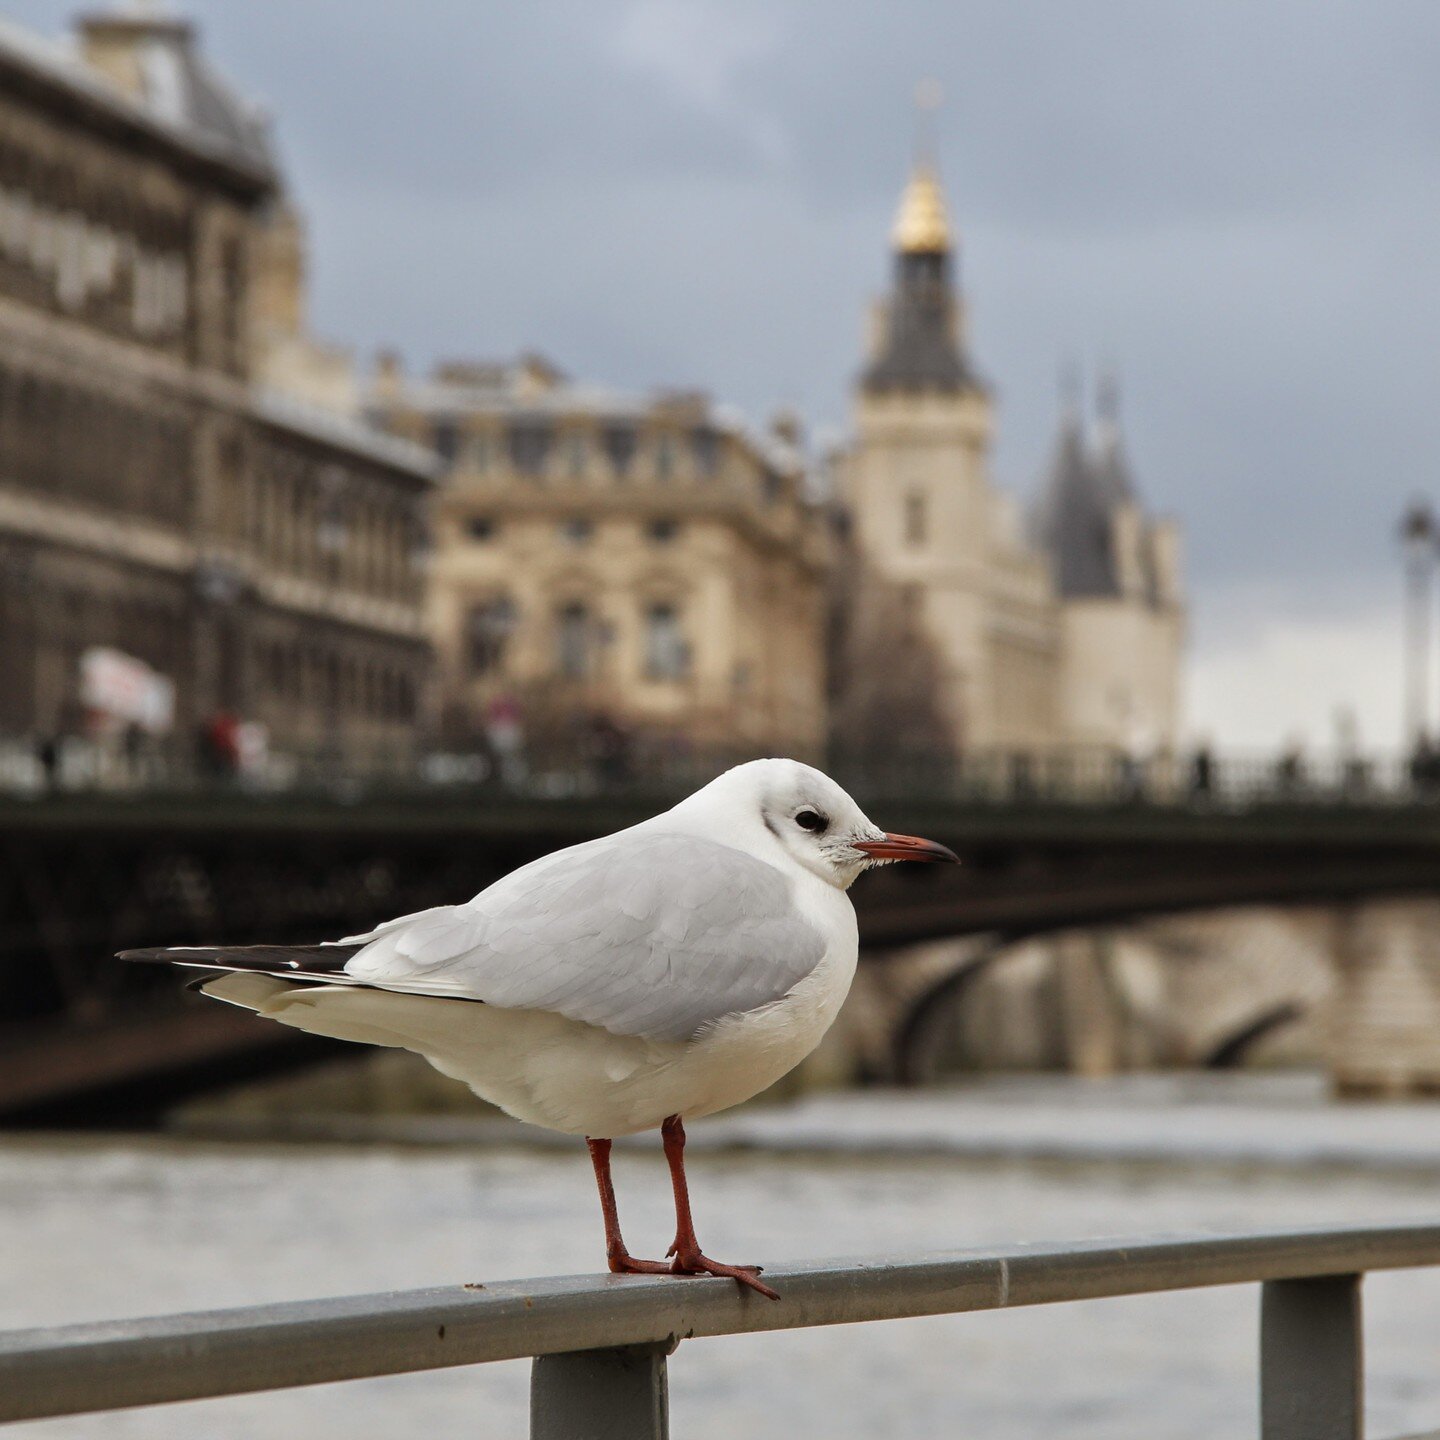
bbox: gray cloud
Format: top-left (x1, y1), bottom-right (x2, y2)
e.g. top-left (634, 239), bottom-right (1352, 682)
top-left (8, 0), bottom-right (1440, 616)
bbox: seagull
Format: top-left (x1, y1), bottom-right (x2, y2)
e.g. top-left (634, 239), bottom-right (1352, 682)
top-left (119, 758), bottom-right (958, 1299)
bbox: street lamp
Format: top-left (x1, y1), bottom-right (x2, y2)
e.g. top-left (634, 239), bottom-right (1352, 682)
top-left (1400, 497), bottom-right (1437, 753)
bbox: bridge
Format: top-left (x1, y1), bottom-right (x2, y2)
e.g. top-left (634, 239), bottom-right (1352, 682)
top-left (4, 752), bottom-right (1440, 1117)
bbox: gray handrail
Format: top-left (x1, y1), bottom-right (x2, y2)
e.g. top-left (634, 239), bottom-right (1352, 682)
top-left (2, 1221), bottom-right (1439, 1429)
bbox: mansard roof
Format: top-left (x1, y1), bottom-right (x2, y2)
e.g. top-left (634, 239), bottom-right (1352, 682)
top-left (76, 11), bottom-right (278, 175)
top-left (0, 13), bottom-right (275, 193)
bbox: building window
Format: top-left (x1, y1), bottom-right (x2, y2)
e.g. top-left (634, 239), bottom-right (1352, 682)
top-left (566, 432), bottom-right (588, 478)
top-left (647, 517), bottom-right (679, 545)
top-left (466, 515), bottom-right (496, 542)
top-left (467, 596), bottom-right (516, 675)
top-left (603, 424), bottom-right (638, 478)
top-left (762, 469), bottom-right (783, 504)
top-left (560, 516), bottom-right (593, 545)
top-left (557, 601), bottom-right (592, 680)
top-left (432, 419), bottom-right (460, 465)
top-left (508, 421), bottom-right (553, 476)
top-left (655, 433), bottom-right (675, 483)
top-left (690, 426), bottom-right (720, 478)
top-left (644, 603), bottom-right (688, 680)
top-left (904, 491), bottom-right (927, 546)
top-left (470, 433), bottom-right (490, 473)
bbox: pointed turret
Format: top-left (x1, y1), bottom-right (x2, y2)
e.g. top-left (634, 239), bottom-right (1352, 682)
top-left (861, 156), bottom-right (975, 394)
top-left (1033, 368), bottom-right (1131, 599)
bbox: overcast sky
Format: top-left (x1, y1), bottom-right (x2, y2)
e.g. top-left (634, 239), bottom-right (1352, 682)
top-left (11, 1), bottom-right (1440, 750)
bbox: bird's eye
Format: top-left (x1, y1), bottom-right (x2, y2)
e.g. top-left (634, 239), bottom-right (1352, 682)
top-left (794, 809), bottom-right (827, 833)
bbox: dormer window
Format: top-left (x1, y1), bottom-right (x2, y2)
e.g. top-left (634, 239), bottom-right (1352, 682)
top-left (603, 424), bottom-right (637, 478)
top-left (566, 432), bottom-right (588, 478)
top-left (690, 427), bottom-right (720, 478)
top-left (508, 421), bottom-right (553, 477)
top-left (432, 419), bottom-right (459, 465)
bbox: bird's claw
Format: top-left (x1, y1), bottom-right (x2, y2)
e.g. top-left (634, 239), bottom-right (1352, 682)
top-left (670, 1250), bottom-right (781, 1301)
top-left (608, 1247), bottom-right (779, 1299)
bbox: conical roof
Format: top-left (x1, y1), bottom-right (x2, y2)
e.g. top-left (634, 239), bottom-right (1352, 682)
top-left (1032, 395), bottom-right (1128, 599)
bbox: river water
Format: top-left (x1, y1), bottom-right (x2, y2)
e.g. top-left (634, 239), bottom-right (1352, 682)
top-left (4, 1083), bottom-right (1440, 1438)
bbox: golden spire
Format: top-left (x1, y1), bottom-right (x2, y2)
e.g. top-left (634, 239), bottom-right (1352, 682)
top-left (891, 163), bottom-right (951, 254)
top-left (892, 78), bottom-right (951, 254)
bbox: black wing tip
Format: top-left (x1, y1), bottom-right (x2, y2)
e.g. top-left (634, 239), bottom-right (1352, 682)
top-left (116, 942), bottom-right (363, 972)
top-left (117, 947), bottom-right (201, 964)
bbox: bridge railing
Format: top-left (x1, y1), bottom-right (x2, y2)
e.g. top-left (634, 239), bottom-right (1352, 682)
top-left (0, 735), bottom-right (1426, 811)
top-left (2, 1222), bottom-right (1438, 1437)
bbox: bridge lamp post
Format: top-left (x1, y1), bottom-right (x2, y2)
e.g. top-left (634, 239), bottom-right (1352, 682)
top-left (1400, 498), bottom-right (1437, 753)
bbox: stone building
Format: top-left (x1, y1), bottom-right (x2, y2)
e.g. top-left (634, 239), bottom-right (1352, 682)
top-left (369, 355), bottom-right (831, 759)
top-left (1031, 378), bottom-right (1184, 755)
top-left (0, 9), bottom-right (434, 770)
top-left (839, 154), bottom-right (1183, 759)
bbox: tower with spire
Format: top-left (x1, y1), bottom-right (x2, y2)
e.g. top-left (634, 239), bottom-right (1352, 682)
top-left (841, 95), bottom-right (1060, 752)
top-left (836, 94), bottom-right (1184, 760)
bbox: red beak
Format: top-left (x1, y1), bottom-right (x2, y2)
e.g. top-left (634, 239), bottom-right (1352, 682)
top-left (852, 832), bottom-right (960, 865)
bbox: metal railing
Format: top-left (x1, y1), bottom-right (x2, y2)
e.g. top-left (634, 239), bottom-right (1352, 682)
top-left (0, 739), bottom-right (1432, 812)
top-left (1, 1222), bottom-right (1438, 1437)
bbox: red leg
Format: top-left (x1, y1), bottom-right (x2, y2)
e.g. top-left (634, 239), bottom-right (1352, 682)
top-left (660, 1115), bottom-right (779, 1300)
top-left (586, 1137), bottom-right (669, 1275)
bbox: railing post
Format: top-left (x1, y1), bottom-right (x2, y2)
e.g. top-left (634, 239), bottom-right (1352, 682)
top-left (1260, 1274), bottom-right (1362, 1440)
top-left (530, 1340), bottom-right (675, 1440)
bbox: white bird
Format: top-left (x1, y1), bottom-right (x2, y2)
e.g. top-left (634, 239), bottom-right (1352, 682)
top-left (120, 758), bottom-right (958, 1298)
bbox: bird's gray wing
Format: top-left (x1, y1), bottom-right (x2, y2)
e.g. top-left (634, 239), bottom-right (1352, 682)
top-left (339, 832), bottom-right (829, 1043)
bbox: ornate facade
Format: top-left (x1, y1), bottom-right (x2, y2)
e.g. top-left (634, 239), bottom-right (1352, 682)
top-left (369, 356), bottom-right (830, 758)
top-left (0, 10), bottom-right (434, 767)
top-left (840, 157), bottom-right (1184, 758)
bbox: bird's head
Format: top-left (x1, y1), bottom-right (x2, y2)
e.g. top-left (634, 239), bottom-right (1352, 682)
top-left (673, 758), bottom-right (959, 890)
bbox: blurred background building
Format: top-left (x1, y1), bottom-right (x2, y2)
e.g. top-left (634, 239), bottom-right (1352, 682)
top-left (0, 8), bottom-right (434, 777)
top-left (0, 4), bottom-right (1191, 782)
top-left (836, 159), bottom-right (1184, 761)
top-left (369, 355), bottom-right (831, 763)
